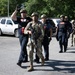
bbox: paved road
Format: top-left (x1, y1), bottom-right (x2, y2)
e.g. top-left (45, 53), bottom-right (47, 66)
top-left (0, 35), bottom-right (75, 75)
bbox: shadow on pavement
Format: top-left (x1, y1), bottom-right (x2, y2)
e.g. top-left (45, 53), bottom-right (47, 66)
top-left (0, 34), bottom-right (15, 38)
top-left (66, 47), bottom-right (75, 53)
top-left (68, 47), bottom-right (75, 50)
top-left (33, 59), bottom-right (75, 73)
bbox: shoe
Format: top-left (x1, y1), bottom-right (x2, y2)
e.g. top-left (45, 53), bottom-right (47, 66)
top-left (28, 65), bottom-right (34, 72)
top-left (17, 62), bottom-right (21, 67)
top-left (28, 67), bottom-right (34, 72)
top-left (34, 59), bottom-right (40, 63)
top-left (45, 58), bottom-right (49, 61)
top-left (64, 49), bottom-right (66, 52)
top-left (59, 51), bottom-right (63, 53)
top-left (71, 44), bottom-right (73, 47)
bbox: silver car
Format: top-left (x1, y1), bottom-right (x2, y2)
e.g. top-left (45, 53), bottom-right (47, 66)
top-left (0, 17), bottom-right (19, 37)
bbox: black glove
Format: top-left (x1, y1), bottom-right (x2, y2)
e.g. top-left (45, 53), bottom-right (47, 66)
top-left (16, 4), bottom-right (21, 12)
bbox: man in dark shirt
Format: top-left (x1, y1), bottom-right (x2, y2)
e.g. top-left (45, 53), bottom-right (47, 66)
top-left (56, 15), bottom-right (68, 53)
top-left (11, 8), bottom-right (32, 67)
top-left (41, 14), bottom-right (52, 60)
top-left (64, 16), bottom-right (72, 48)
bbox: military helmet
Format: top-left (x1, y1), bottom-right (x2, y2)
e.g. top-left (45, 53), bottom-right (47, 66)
top-left (20, 9), bottom-right (27, 13)
top-left (31, 12), bottom-right (38, 17)
top-left (60, 15), bottom-right (65, 18)
top-left (41, 14), bottom-right (46, 18)
top-left (71, 20), bottom-right (75, 23)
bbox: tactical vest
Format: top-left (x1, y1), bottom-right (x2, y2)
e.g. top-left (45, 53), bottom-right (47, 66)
top-left (29, 22), bottom-right (42, 40)
top-left (58, 22), bottom-right (67, 33)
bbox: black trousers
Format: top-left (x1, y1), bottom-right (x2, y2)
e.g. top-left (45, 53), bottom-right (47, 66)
top-left (35, 36), bottom-right (49, 61)
top-left (58, 34), bottom-right (67, 52)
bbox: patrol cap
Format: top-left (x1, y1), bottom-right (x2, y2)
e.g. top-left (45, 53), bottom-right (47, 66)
top-left (31, 12), bottom-right (38, 17)
top-left (60, 15), bottom-right (65, 18)
top-left (20, 9), bottom-right (27, 13)
top-left (41, 14), bottom-right (46, 18)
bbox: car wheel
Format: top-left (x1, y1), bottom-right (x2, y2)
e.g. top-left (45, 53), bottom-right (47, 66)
top-left (0, 29), bottom-right (2, 36)
top-left (14, 29), bottom-right (19, 38)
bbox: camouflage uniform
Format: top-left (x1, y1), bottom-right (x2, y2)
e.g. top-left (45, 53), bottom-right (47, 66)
top-left (24, 20), bottom-right (44, 71)
top-left (71, 20), bottom-right (75, 46)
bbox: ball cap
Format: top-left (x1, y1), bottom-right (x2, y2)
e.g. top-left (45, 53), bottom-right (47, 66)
top-left (31, 12), bottom-right (38, 17)
top-left (41, 14), bottom-right (46, 18)
top-left (20, 9), bottom-right (27, 13)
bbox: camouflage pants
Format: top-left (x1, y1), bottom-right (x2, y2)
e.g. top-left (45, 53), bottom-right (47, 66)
top-left (27, 38), bottom-right (44, 65)
top-left (71, 33), bottom-right (75, 46)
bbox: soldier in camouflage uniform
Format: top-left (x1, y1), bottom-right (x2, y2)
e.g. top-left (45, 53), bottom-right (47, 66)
top-left (71, 20), bottom-right (75, 46)
top-left (24, 12), bottom-right (44, 71)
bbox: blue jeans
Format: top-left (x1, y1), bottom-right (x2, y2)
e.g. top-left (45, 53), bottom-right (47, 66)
top-left (58, 32), bottom-right (67, 51)
top-left (18, 34), bottom-right (28, 63)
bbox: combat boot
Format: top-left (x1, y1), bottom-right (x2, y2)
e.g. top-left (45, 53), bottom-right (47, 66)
top-left (71, 44), bottom-right (73, 47)
top-left (28, 64), bottom-right (34, 72)
top-left (41, 56), bottom-right (44, 66)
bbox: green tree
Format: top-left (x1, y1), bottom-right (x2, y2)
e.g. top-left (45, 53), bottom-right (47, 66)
top-left (25, 0), bottom-right (46, 16)
top-left (0, 0), bottom-right (75, 19)
top-left (0, 0), bottom-right (26, 17)
top-left (25, 0), bottom-right (75, 19)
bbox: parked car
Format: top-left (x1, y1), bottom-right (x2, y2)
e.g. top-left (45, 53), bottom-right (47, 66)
top-left (51, 18), bottom-right (60, 27)
top-left (0, 17), bottom-right (19, 37)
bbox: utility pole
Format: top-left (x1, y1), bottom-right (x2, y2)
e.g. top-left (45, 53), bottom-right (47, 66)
top-left (8, 0), bottom-right (9, 17)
